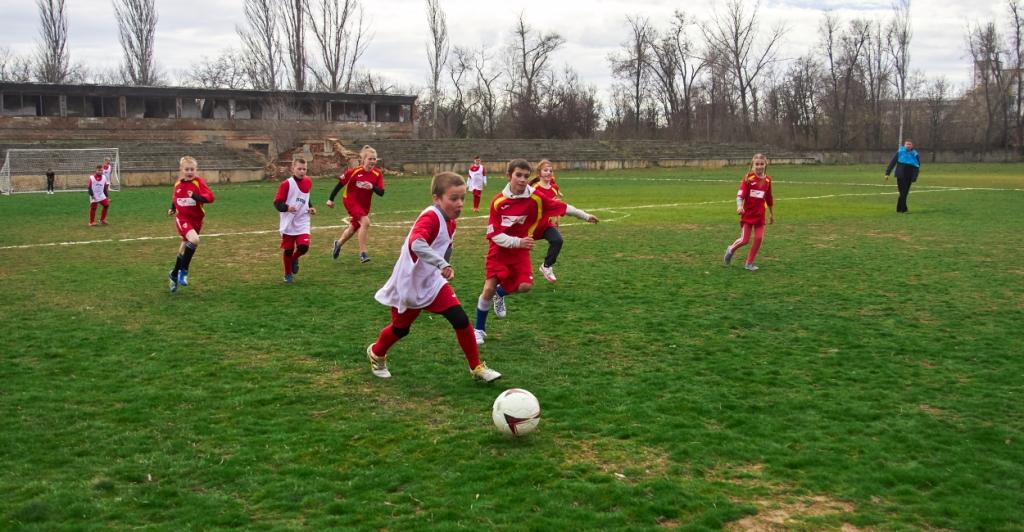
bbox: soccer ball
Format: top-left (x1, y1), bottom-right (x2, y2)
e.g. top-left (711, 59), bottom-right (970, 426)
top-left (492, 388), bottom-right (541, 437)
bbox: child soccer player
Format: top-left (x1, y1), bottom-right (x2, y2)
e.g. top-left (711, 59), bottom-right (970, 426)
top-left (529, 159), bottom-right (565, 282)
top-left (87, 164), bottom-right (110, 226)
top-left (45, 168), bottom-right (55, 194)
top-left (274, 157), bottom-right (316, 283)
top-left (101, 157), bottom-right (112, 181)
top-left (473, 159), bottom-right (599, 345)
top-left (467, 156), bottom-right (487, 212)
top-left (367, 171), bottom-right (501, 382)
top-left (724, 153), bottom-right (774, 271)
top-left (167, 156), bottom-right (215, 293)
top-left (327, 145), bottom-right (384, 263)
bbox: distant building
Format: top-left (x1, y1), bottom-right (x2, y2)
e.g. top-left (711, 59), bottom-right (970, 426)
top-left (0, 82), bottom-right (418, 157)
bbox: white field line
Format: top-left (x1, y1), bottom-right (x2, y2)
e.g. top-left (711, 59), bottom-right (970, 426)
top-left (0, 185), bottom-right (1006, 251)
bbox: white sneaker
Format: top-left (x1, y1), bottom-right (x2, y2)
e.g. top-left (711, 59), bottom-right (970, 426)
top-left (471, 363), bottom-right (502, 382)
top-left (539, 264), bottom-right (557, 282)
top-left (367, 344), bottom-right (391, 378)
top-left (474, 329), bottom-right (487, 345)
top-left (724, 247), bottom-right (734, 266)
top-left (744, 263), bottom-right (759, 271)
top-left (492, 294), bottom-right (507, 318)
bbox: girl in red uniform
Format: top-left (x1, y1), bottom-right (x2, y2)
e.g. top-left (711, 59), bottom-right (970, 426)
top-left (529, 159), bottom-right (565, 282)
top-left (327, 145), bottom-right (384, 263)
top-left (724, 153), bottom-right (774, 271)
top-left (167, 156), bottom-right (215, 292)
top-left (367, 172), bottom-right (501, 382)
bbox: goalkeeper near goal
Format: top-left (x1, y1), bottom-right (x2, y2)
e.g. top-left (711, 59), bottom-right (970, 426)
top-left (167, 156), bottom-right (215, 293)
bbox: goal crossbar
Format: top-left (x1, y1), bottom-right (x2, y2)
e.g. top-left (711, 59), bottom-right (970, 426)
top-left (0, 148), bottom-right (121, 195)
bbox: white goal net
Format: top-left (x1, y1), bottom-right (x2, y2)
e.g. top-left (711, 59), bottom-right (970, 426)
top-left (0, 148), bottom-right (121, 195)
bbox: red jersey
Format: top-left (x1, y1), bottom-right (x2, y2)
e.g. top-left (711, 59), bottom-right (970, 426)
top-left (486, 187), bottom-right (567, 259)
top-left (408, 208), bottom-right (457, 261)
top-left (530, 183), bottom-right (562, 238)
top-left (340, 166), bottom-right (384, 212)
top-left (172, 176), bottom-right (214, 221)
top-left (737, 172), bottom-right (773, 226)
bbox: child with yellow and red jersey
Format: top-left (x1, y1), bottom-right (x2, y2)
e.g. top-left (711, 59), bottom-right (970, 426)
top-left (473, 159), bottom-right (599, 345)
top-left (529, 159), bottom-right (565, 282)
top-left (274, 158), bottom-right (316, 283)
top-left (367, 172), bottom-right (501, 382)
top-left (167, 156), bottom-right (215, 292)
top-left (327, 145), bottom-right (384, 263)
top-left (724, 153), bottom-right (775, 271)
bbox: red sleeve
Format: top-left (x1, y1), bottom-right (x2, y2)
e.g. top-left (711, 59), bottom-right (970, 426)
top-left (541, 194), bottom-right (567, 218)
top-left (485, 196), bottom-right (505, 240)
top-left (738, 177), bottom-right (750, 200)
top-left (765, 181), bottom-right (773, 207)
top-left (339, 167), bottom-right (354, 185)
top-left (273, 180), bottom-right (289, 204)
top-left (196, 177), bottom-right (215, 203)
top-left (407, 211), bottom-right (441, 258)
top-left (375, 169), bottom-right (385, 191)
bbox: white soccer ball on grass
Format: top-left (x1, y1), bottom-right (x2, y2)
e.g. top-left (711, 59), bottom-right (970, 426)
top-left (492, 388), bottom-right (541, 437)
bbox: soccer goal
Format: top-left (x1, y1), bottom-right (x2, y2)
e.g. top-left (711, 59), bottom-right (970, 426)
top-left (0, 148), bottom-right (120, 195)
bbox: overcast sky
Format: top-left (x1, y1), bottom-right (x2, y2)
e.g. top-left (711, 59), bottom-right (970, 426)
top-left (0, 0), bottom-right (1012, 99)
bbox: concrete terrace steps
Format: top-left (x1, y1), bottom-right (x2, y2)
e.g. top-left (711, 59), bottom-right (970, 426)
top-left (0, 141), bottom-right (266, 172)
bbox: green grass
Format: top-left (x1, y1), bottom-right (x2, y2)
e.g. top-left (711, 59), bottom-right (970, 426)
top-left (1, 163), bottom-right (1022, 530)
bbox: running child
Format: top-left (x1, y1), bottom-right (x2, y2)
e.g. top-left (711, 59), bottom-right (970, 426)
top-left (367, 171), bottom-right (501, 382)
top-left (327, 145), bottom-right (384, 263)
top-left (87, 164), bottom-right (110, 226)
top-left (467, 156), bottom-right (487, 212)
top-left (529, 159), bottom-right (565, 282)
top-left (724, 153), bottom-right (774, 271)
top-left (473, 159), bottom-right (599, 345)
top-left (167, 156), bottom-right (215, 293)
top-left (274, 158), bottom-right (316, 283)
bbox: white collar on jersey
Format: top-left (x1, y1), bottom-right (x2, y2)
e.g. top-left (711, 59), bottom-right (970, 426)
top-left (502, 183), bottom-right (534, 199)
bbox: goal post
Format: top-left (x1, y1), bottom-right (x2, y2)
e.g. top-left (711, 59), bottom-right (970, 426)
top-left (0, 148), bottom-right (121, 195)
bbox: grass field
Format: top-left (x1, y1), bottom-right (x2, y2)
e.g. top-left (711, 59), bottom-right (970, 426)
top-left (1, 163), bottom-right (1022, 530)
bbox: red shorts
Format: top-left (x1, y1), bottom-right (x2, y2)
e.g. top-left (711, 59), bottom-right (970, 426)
top-left (91, 198), bottom-right (110, 207)
top-left (280, 233), bottom-right (311, 250)
top-left (389, 284), bottom-right (461, 328)
top-left (344, 201), bottom-right (369, 229)
top-left (175, 217), bottom-right (203, 239)
top-left (485, 247), bottom-right (533, 292)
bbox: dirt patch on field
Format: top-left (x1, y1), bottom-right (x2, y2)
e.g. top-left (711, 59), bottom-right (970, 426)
top-left (708, 463), bottom-right (861, 531)
top-left (864, 230), bottom-right (913, 242)
top-left (561, 438), bottom-right (670, 483)
top-left (726, 495), bottom-right (858, 531)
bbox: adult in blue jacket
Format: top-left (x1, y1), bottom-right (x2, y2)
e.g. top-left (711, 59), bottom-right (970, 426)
top-left (885, 139), bottom-right (920, 213)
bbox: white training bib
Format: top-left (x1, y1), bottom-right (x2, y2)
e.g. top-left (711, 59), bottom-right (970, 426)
top-left (375, 206), bottom-right (452, 313)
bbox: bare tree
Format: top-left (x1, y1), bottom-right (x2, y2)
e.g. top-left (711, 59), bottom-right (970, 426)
top-left (425, 0), bottom-right (450, 138)
top-left (967, 22), bottom-right (1011, 147)
top-left (114, 0), bottom-right (160, 85)
top-left (507, 14), bottom-right (565, 114)
top-left (887, 0), bottom-right (912, 143)
top-left (1007, 0), bottom-right (1024, 150)
top-left (237, 0), bottom-right (281, 90)
top-left (924, 77), bottom-right (950, 150)
top-left (0, 46), bottom-right (35, 82)
top-left (348, 70), bottom-right (396, 94)
top-left (862, 20), bottom-right (891, 148)
top-left (609, 15), bottom-right (656, 135)
top-left (778, 55), bottom-right (823, 147)
top-left (186, 49), bottom-right (251, 89)
top-left (471, 46), bottom-right (503, 138)
top-left (34, 0), bottom-right (72, 83)
top-left (279, 0), bottom-right (307, 90)
top-left (648, 10), bottom-right (707, 139)
top-left (306, 0), bottom-right (370, 92)
top-left (821, 14), bottom-right (870, 149)
top-left (702, 0), bottom-right (787, 138)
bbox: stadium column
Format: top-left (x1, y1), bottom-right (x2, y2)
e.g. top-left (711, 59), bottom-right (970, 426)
top-left (59, 94), bottom-right (67, 118)
top-left (175, 97), bottom-right (182, 119)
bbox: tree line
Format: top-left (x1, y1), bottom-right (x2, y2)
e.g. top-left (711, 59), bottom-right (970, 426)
top-left (2, 0), bottom-right (1024, 152)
